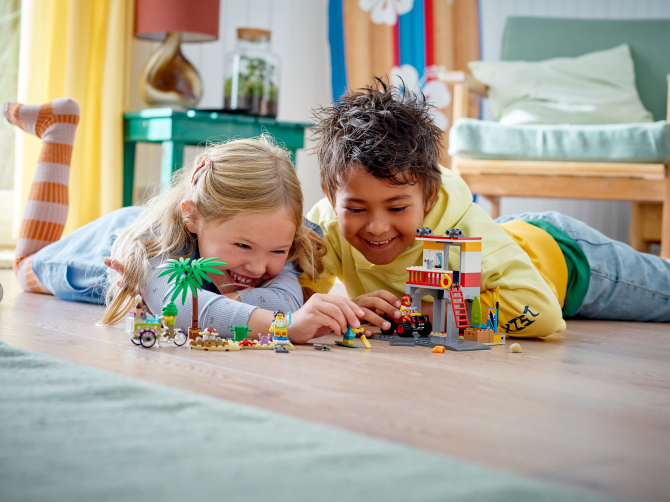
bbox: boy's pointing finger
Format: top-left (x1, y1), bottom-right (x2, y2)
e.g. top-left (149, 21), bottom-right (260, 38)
top-left (360, 308), bottom-right (391, 330)
top-left (366, 290), bottom-right (401, 308)
top-left (356, 296), bottom-right (401, 320)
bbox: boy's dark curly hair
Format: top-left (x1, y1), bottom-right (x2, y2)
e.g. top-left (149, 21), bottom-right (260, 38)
top-left (311, 76), bottom-right (443, 202)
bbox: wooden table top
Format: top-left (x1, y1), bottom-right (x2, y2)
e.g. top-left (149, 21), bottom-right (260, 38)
top-left (1, 270), bottom-right (668, 502)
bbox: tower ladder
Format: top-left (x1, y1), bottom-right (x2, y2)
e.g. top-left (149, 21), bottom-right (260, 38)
top-left (449, 284), bottom-right (470, 329)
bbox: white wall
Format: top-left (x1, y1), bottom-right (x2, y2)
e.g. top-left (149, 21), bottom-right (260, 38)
top-left (477, 0), bottom-right (670, 243)
top-left (129, 0), bottom-right (331, 212)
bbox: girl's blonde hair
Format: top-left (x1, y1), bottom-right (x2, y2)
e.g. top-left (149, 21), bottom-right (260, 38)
top-left (100, 135), bottom-right (325, 326)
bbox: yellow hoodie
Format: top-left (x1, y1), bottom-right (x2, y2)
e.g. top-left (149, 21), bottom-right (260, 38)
top-left (305, 167), bottom-right (566, 337)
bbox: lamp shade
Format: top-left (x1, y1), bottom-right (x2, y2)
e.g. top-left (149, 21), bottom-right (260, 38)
top-left (135, 0), bottom-right (219, 42)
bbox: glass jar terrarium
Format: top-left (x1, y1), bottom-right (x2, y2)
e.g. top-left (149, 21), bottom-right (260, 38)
top-left (223, 28), bottom-right (279, 117)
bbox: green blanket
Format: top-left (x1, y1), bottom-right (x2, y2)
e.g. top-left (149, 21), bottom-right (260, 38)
top-left (0, 341), bottom-right (608, 502)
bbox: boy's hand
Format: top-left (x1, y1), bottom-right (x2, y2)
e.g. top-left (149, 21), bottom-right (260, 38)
top-left (289, 294), bottom-right (365, 344)
top-left (351, 291), bottom-right (402, 335)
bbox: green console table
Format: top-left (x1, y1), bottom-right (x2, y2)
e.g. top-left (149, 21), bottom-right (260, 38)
top-left (123, 108), bottom-right (311, 207)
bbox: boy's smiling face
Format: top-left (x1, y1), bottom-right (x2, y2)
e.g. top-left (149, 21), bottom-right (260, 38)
top-left (330, 169), bottom-right (436, 265)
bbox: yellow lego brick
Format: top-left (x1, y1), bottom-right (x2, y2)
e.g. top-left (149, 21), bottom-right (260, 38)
top-left (460, 242), bottom-right (482, 252)
top-left (461, 241), bottom-right (482, 253)
top-left (423, 240), bottom-right (444, 250)
top-left (360, 335), bottom-right (371, 349)
top-left (483, 334), bottom-right (504, 346)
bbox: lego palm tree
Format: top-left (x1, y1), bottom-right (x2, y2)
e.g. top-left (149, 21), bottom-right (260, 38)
top-left (157, 256), bottom-right (226, 339)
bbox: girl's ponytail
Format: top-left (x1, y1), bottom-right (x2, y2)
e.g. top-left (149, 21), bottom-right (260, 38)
top-left (288, 223), bottom-right (326, 300)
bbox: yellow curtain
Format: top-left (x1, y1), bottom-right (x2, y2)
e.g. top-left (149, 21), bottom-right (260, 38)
top-left (16, 0), bottom-right (133, 237)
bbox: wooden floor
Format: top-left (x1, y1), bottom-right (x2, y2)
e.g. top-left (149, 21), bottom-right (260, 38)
top-left (1, 269), bottom-right (668, 502)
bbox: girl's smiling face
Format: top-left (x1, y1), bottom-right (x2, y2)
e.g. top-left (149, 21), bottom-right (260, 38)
top-left (185, 206), bottom-right (297, 291)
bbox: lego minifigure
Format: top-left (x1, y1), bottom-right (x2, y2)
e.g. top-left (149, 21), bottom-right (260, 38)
top-left (269, 310), bottom-right (288, 338)
top-left (399, 295), bottom-right (413, 322)
top-left (134, 294), bottom-right (147, 321)
top-left (160, 301), bottom-right (178, 338)
top-left (269, 310), bottom-right (291, 352)
top-left (335, 325), bottom-right (362, 348)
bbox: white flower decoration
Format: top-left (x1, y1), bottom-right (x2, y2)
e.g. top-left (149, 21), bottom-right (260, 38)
top-left (391, 64), bottom-right (451, 130)
top-left (358, 0), bottom-right (414, 26)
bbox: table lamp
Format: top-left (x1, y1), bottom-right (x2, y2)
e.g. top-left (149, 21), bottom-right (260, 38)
top-left (135, 0), bottom-right (219, 108)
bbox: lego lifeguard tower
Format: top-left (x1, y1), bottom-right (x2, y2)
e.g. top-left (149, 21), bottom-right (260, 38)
top-left (406, 227), bottom-right (489, 351)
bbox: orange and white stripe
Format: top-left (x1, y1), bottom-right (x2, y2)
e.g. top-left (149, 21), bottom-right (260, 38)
top-left (3, 98), bottom-right (80, 294)
top-left (15, 256), bottom-right (50, 294)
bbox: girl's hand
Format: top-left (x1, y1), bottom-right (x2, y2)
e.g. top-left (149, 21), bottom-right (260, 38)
top-left (103, 258), bottom-right (125, 275)
top-left (104, 258), bottom-right (125, 286)
top-left (288, 294), bottom-right (365, 344)
top-left (351, 290), bottom-right (402, 334)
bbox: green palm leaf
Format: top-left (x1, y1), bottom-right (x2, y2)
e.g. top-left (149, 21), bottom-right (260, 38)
top-left (158, 256), bottom-right (226, 304)
top-left (192, 269), bottom-right (209, 284)
top-left (199, 257), bottom-right (227, 269)
top-left (203, 267), bottom-right (225, 276)
top-left (189, 281), bottom-right (199, 299)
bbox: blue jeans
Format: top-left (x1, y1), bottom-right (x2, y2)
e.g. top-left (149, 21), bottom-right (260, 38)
top-left (495, 211), bottom-right (670, 322)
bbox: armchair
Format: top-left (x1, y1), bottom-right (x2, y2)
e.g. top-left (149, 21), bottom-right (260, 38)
top-left (441, 17), bottom-right (670, 259)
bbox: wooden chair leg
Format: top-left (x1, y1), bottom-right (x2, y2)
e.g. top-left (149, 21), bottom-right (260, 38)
top-left (488, 196), bottom-right (500, 219)
top-left (661, 168), bottom-right (670, 260)
top-left (630, 202), bottom-right (645, 252)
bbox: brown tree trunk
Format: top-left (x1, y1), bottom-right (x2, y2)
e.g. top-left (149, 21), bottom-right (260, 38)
top-left (188, 293), bottom-right (200, 340)
top-left (192, 293), bottom-right (199, 329)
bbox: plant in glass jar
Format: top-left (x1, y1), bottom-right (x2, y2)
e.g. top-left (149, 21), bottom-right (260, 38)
top-left (223, 28), bottom-right (279, 118)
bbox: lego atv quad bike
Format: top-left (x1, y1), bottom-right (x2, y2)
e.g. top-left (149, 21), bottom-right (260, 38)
top-left (381, 311), bottom-right (432, 337)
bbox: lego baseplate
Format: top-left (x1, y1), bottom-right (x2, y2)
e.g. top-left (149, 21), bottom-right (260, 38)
top-left (371, 334), bottom-right (398, 342)
top-left (190, 340), bottom-right (240, 351)
top-left (431, 337), bottom-right (491, 351)
top-left (372, 334), bottom-right (435, 348)
top-left (238, 341), bottom-right (275, 350)
top-left (389, 338), bottom-right (416, 347)
top-left (190, 340), bottom-right (295, 351)
top-left (441, 340), bottom-right (491, 351)
top-left (274, 343), bottom-right (295, 351)
top-left (373, 333), bottom-right (491, 351)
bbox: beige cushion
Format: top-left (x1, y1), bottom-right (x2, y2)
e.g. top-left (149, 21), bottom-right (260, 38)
top-left (469, 44), bottom-right (653, 125)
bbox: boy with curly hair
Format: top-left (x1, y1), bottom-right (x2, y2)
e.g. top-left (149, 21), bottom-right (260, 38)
top-left (305, 78), bottom-right (670, 337)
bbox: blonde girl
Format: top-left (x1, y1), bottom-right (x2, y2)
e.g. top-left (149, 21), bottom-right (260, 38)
top-left (5, 98), bottom-right (364, 342)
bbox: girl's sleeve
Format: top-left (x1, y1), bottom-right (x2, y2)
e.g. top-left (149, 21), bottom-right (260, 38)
top-left (239, 269), bottom-right (303, 314)
top-left (141, 257), bottom-right (257, 334)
